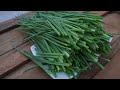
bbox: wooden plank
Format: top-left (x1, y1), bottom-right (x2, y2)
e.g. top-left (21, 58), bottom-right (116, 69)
top-left (0, 28), bottom-right (26, 56)
top-left (0, 12), bottom-right (35, 77)
top-left (0, 19), bottom-right (19, 34)
top-left (3, 62), bottom-right (51, 79)
top-left (103, 13), bottom-right (120, 47)
top-left (103, 13), bottom-right (120, 30)
top-left (0, 11), bottom-right (35, 34)
top-left (0, 12), bottom-right (35, 55)
top-left (0, 42), bottom-right (31, 78)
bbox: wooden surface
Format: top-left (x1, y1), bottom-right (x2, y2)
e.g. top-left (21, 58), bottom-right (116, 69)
top-left (0, 28), bottom-right (26, 56)
top-left (0, 42), bottom-right (31, 78)
top-left (3, 62), bottom-right (51, 79)
top-left (1, 11), bottom-right (120, 79)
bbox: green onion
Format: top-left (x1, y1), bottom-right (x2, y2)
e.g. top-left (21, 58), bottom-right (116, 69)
top-left (16, 11), bottom-right (112, 79)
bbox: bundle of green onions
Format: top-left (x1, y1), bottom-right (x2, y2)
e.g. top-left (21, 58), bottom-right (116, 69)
top-left (16, 11), bottom-right (112, 78)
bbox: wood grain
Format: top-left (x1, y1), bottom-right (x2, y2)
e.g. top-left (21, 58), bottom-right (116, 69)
top-left (3, 62), bottom-right (51, 79)
top-left (0, 28), bottom-right (26, 56)
top-left (0, 42), bottom-right (31, 78)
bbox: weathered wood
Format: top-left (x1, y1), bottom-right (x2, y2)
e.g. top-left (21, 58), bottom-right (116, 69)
top-left (0, 42), bottom-right (31, 78)
top-left (0, 12), bottom-right (36, 55)
top-left (3, 62), bottom-right (51, 79)
top-left (103, 13), bottom-right (120, 30)
top-left (0, 28), bottom-right (26, 56)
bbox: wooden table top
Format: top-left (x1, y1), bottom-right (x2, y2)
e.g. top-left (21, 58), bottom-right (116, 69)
top-left (1, 11), bottom-right (120, 79)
